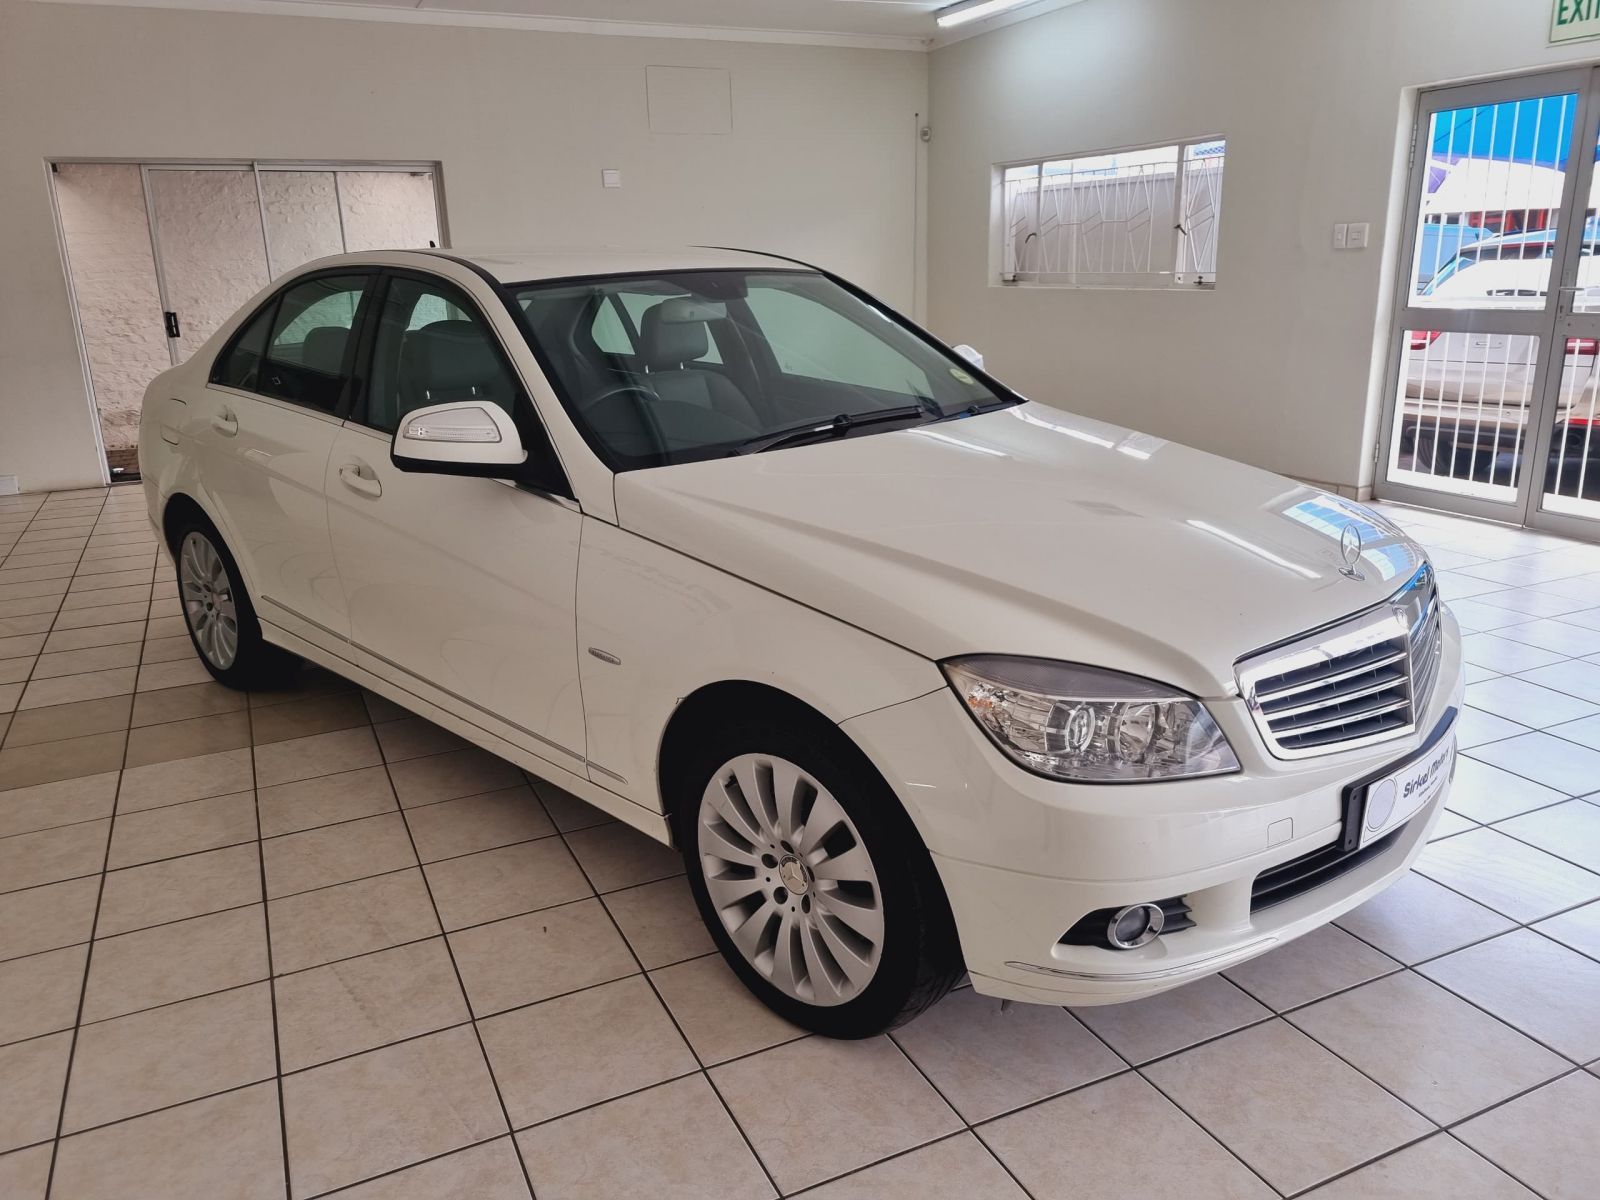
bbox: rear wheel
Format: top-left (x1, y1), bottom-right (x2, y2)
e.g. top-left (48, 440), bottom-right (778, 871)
top-left (675, 716), bottom-right (961, 1037)
top-left (174, 519), bottom-right (297, 690)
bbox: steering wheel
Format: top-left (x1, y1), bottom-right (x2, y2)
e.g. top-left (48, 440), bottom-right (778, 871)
top-left (582, 384), bottom-right (669, 453)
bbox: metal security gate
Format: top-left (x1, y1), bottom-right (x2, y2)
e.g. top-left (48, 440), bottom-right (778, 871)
top-left (1377, 67), bottom-right (1600, 541)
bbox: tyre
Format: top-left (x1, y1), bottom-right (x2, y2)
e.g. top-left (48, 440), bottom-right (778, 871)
top-left (673, 715), bottom-right (962, 1037)
top-left (1413, 429), bottom-right (1456, 474)
top-left (173, 517), bottom-right (298, 690)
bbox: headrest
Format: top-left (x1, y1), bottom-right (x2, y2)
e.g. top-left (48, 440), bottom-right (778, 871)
top-left (401, 321), bottom-right (504, 398)
top-left (301, 326), bottom-right (349, 376)
top-left (640, 298), bottom-right (725, 370)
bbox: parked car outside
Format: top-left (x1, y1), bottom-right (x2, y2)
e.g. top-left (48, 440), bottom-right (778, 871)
top-left (141, 248), bottom-right (1462, 1036)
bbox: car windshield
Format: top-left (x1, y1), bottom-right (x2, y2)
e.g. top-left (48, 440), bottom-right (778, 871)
top-left (511, 269), bottom-right (1012, 469)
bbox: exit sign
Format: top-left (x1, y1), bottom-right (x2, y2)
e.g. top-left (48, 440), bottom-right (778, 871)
top-left (1553, 0), bottom-right (1600, 43)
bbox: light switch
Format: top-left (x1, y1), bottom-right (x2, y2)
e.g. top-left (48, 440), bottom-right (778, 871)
top-left (601, 169), bottom-right (622, 188)
top-left (1346, 221), bottom-right (1370, 249)
top-left (1333, 223), bottom-right (1348, 249)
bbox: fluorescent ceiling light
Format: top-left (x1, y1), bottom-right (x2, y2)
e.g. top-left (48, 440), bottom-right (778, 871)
top-left (936, 0), bottom-right (1034, 28)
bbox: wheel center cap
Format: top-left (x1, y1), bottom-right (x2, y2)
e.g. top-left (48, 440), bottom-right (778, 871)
top-left (777, 856), bottom-right (808, 896)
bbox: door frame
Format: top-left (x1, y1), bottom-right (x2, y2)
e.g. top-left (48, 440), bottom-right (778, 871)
top-left (1374, 67), bottom-right (1600, 543)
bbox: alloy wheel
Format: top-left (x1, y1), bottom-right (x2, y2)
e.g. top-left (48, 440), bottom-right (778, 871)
top-left (179, 531), bottom-right (239, 669)
top-left (697, 753), bottom-right (884, 1006)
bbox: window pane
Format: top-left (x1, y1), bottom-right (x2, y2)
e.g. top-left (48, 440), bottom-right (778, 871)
top-left (213, 302), bottom-right (276, 390)
top-left (365, 276), bottom-right (523, 434)
top-left (744, 286), bottom-right (929, 395)
top-left (258, 274), bottom-right (368, 412)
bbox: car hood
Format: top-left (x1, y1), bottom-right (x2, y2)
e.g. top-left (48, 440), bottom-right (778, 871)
top-left (611, 403), bottom-right (1426, 695)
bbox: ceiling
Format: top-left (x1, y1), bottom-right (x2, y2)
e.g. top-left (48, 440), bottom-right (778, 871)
top-left (55, 0), bottom-right (1082, 49)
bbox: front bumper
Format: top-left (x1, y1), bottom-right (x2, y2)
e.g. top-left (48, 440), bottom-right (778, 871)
top-left (840, 611), bottom-right (1464, 1006)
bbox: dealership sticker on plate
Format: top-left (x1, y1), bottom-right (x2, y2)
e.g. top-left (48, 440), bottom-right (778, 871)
top-left (1360, 733), bottom-right (1455, 848)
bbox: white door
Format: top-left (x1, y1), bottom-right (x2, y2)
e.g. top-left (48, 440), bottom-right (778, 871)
top-left (199, 270), bottom-right (375, 642)
top-left (325, 271), bottom-right (587, 769)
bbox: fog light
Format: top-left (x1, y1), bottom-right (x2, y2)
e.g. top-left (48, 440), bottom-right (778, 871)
top-left (1106, 902), bottom-right (1166, 950)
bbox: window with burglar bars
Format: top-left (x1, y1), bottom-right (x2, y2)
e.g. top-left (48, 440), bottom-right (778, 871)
top-left (999, 139), bottom-right (1226, 287)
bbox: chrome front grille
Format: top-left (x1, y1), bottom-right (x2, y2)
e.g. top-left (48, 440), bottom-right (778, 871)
top-left (1237, 565), bottom-right (1442, 759)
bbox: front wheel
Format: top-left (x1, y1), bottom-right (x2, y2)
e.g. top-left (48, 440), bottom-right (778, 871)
top-left (174, 520), bottom-right (297, 690)
top-left (676, 720), bottom-right (961, 1037)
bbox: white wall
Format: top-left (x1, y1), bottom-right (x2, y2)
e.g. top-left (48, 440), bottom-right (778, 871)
top-left (927, 0), bottom-right (1600, 494)
top-left (0, 0), bottom-right (927, 492)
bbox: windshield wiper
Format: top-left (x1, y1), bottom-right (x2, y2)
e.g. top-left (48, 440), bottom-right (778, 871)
top-left (732, 403), bottom-right (936, 455)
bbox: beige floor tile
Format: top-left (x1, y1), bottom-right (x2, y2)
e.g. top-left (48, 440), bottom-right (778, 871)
top-left (1302, 1134), bottom-right (1538, 1200)
top-left (360, 690), bottom-right (412, 724)
top-left (1289, 972), bottom-right (1566, 1123)
top-left (0, 632), bottom-right (46, 660)
top-left (81, 905), bottom-right (268, 1022)
top-left (373, 715), bottom-right (471, 762)
top-left (96, 842), bottom-right (261, 937)
top-left (49, 600), bottom-right (148, 631)
top-left (0, 944), bottom-right (87, 1045)
top-left (1419, 929), bottom-right (1600, 1061)
top-left (275, 937), bottom-right (469, 1072)
top-left (0, 1030), bottom-right (70, 1152)
top-left (64, 983), bottom-right (276, 1132)
top-left (603, 876), bottom-right (714, 969)
top-left (711, 1035), bottom-right (960, 1193)
top-left (424, 838), bottom-right (592, 930)
top-left (142, 613), bottom-right (185, 639)
top-left (335, 1137), bottom-right (531, 1200)
top-left (255, 725), bottom-right (382, 788)
top-left (564, 821), bottom-right (684, 893)
top-left (0, 730), bottom-right (125, 789)
top-left (449, 899), bottom-right (636, 1016)
top-left (29, 642), bottom-right (139, 680)
top-left (1336, 870), bottom-right (1516, 964)
top-left (0, 770), bottom-right (118, 838)
top-left (517, 1074), bottom-right (773, 1200)
top-left (1498, 799), bottom-right (1600, 873)
top-left (107, 789), bottom-right (256, 868)
top-left (980, 1071), bottom-right (1272, 1200)
top-left (2, 694), bottom-right (132, 748)
top-left (0, 877), bottom-right (99, 961)
top-left (404, 785), bottom-right (554, 862)
top-left (41, 620), bottom-right (144, 653)
top-left (116, 746), bottom-right (253, 813)
top-left (123, 709), bottom-right (252, 768)
top-left (60, 584), bottom-right (146, 611)
top-left (263, 811), bottom-right (418, 898)
top-left (18, 668), bottom-right (137, 711)
top-left (649, 953), bottom-right (805, 1066)
top-left (1535, 898), bottom-right (1600, 959)
top-left (1471, 731), bottom-right (1600, 796)
top-left (387, 746), bottom-right (525, 808)
top-left (1142, 1019), bottom-right (1432, 1195)
top-left (1455, 706), bottom-right (1531, 749)
top-left (0, 1143), bottom-right (51, 1200)
top-left (51, 1081), bottom-right (284, 1200)
top-left (480, 975), bottom-right (696, 1127)
top-left (137, 632), bottom-right (196, 664)
top-left (133, 657), bottom-right (212, 692)
top-left (282, 1026), bottom-right (507, 1199)
top-left (1224, 923), bottom-right (1400, 1011)
top-left (527, 778), bottom-right (612, 831)
top-left (250, 690), bottom-right (370, 745)
top-left (269, 868), bottom-right (441, 974)
top-left (0, 819), bottom-right (110, 893)
top-left (1073, 973), bottom-right (1269, 1064)
top-left (258, 765), bottom-right (397, 838)
top-left (893, 986), bottom-right (1123, 1122)
top-left (1456, 1071), bottom-right (1600, 1200)
top-left (801, 1133), bottom-right (1026, 1200)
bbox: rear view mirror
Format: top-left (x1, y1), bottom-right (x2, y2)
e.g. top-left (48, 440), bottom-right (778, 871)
top-left (952, 344), bottom-right (985, 371)
top-left (391, 401), bottom-right (528, 477)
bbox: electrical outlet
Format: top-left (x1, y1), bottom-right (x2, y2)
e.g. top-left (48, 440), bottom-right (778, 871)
top-left (1333, 223), bottom-right (1348, 249)
top-left (1346, 222), bottom-right (1370, 249)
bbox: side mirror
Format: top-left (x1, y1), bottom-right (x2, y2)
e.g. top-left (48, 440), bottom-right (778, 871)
top-left (952, 344), bottom-right (985, 371)
top-left (391, 401), bottom-right (528, 478)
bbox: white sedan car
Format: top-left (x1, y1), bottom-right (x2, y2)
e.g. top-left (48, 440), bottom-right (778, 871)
top-left (140, 248), bottom-right (1462, 1036)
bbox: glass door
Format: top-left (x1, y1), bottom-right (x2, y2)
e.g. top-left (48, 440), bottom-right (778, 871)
top-left (143, 165), bottom-right (273, 364)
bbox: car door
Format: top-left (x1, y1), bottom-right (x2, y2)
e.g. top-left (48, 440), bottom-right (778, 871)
top-left (325, 269), bottom-right (588, 770)
top-left (199, 270), bottom-right (374, 645)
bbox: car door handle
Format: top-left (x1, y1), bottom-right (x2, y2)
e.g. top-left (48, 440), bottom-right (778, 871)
top-left (338, 462), bottom-right (382, 499)
top-left (212, 408), bottom-right (238, 436)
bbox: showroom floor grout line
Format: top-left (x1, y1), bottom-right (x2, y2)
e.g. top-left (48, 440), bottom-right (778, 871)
top-left (1, 487), bottom-right (1600, 1198)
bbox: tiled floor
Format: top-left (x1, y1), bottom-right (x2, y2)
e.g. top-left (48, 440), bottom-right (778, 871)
top-left (2, 486), bottom-right (1599, 1199)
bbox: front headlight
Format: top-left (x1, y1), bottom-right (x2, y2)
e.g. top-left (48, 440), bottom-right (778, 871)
top-left (942, 655), bottom-right (1240, 783)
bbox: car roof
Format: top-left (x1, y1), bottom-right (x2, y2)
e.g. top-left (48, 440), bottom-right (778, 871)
top-left (411, 246), bottom-right (805, 284)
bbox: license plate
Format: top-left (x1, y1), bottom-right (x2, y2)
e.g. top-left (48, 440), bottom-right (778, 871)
top-left (1355, 732), bottom-right (1455, 848)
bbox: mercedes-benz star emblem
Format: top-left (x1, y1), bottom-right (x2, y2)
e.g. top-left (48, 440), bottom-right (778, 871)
top-left (1339, 523), bottom-right (1365, 581)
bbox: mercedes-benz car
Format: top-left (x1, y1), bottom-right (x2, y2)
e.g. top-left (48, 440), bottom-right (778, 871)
top-left (139, 248), bottom-right (1462, 1037)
